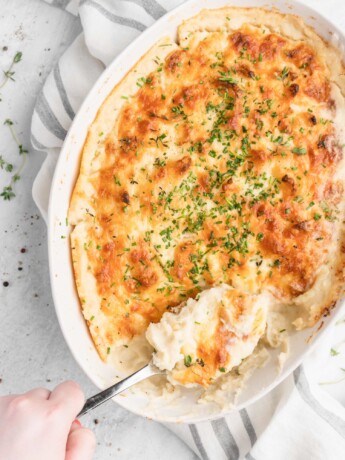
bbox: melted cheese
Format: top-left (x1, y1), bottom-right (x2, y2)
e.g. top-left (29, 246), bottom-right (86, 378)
top-left (146, 285), bottom-right (268, 387)
top-left (69, 7), bottom-right (345, 375)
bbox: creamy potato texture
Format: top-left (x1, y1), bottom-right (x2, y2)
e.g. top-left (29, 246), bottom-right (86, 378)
top-left (69, 7), bottom-right (345, 402)
top-left (146, 285), bottom-right (269, 386)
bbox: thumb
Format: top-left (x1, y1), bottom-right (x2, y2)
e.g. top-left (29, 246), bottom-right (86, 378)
top-left (65, 422), bottom-right (96, 460)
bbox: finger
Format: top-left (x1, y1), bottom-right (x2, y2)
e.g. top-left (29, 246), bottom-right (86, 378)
top-left (69, 419), bottom-right (82, 433)
top-left (25, 388), bottom-right (51, 400)
top-left (0, 394), bottom-right (18, 411)
top-left (65, 426), bottom-right (96, 460)
top-left (48, 381), bottom-right (85, 420)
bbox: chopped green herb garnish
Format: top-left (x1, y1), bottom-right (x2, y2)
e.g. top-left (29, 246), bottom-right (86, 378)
top-left (136, 76), bottom-right (152, 87)
top-left (291, 147), bottom-right (307, 155)
top-left (257, 232), bottom-right (264, 241)
top-left (184, 355), bottom-right (192, 367)
top-left (114, 176), bottom-right (121, 186)
top-left (218, 70), bottom-right (238, 84)
top-left (277, 66), bottom-right (289, 81)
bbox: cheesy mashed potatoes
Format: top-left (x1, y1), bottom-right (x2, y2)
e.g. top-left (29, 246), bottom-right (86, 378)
top-left (146, 285), bottom-right (269, 386)
top-left (69, 7), bottom-right (345, 403)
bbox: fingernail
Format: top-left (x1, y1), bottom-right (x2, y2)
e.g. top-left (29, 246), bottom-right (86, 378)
top-left (74, 419), bottom-right (81, 427)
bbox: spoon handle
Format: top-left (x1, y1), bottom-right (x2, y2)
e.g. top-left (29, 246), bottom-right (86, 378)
top-left (78, 362), bottom-right (161, 417)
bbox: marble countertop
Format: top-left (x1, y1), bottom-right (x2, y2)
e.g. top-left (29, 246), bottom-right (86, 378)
top-left (0, 1), bottom-right (196, 458)
top-left (1, 1), bottom-right (345, 459)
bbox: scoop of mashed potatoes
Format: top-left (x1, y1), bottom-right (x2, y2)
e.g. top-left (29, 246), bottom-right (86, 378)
top-left (146, 285), bottom-right (270, 387)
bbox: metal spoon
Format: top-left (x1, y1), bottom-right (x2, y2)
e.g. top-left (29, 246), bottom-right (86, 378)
top-left (78, 361), bottom-right (164, 417)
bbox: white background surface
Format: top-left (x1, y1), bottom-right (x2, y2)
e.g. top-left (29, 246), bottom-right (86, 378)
top-left (1, 0), bottom-right (345, 459)
top-left (0, 1), bottom-right (196, 458)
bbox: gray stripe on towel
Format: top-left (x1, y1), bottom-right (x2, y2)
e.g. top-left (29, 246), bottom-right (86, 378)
top-left (189, 425), bottom-right (210, 460)
top-left (51, 0), bottom-right (71, 9)
top-left (82, 0), bottom-right (146, 31)
top-left (124, 0), bottom-right (166, 20)
top-left (211, 418), bottom-right (240, 460)
top-left (294, 366), bottom-right (345, 439)
top-left (240, 409), bottom-right (257, 446)
top-left (53, 63), bottom-right (75, 120)
top-left (35, 91), bottom-right (67, 140)
top-left (141, 0), bottom-right (166, 19)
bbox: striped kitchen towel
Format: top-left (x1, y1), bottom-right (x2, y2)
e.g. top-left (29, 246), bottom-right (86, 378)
top-left (31, 1), bottom-right (345, 459)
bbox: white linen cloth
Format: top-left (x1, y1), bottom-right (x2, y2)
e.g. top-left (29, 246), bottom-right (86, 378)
top-left (31, 1), bottom-right (345, 458)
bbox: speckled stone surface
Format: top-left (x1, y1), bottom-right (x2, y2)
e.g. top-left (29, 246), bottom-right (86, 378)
top-left (0, 1), bottom-right (196, 458)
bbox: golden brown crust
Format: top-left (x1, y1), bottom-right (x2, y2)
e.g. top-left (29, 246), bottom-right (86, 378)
top-left (69, 37), bottom-right (179, 224)
top-left (69, 7), bottom-right (345, 361)
top-left (178, 7), bottom-right (345, 93)
top-left (171, 289), bottom-right (264, 387)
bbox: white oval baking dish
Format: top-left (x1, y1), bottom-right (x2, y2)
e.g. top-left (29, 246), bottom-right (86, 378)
top-left (48, 0), bottom-right (345, 423)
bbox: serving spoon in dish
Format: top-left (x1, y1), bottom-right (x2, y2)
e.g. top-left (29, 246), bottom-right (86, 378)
top-left (78, 362), bottom-right (164, 417)
top-left (78, 284), bottom-right (268, 417)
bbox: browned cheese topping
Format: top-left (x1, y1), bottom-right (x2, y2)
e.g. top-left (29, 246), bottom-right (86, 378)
top-left (71, 24), bottom-right (344, 356)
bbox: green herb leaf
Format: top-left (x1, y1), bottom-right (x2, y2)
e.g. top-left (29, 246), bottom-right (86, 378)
top-left (330, 348), bottom-right (340, 357)
top-left (277, 66), bottom-right (289, 81)
top-left (19, 144), bottom-right (28, 155)
top-left (218, 71), bottom-right (238, 85)
top-left (291, 147), bottom-right (307, 155)
top-left (13, 52), bottom-right (23, 63)
top-left (0, 52), bottom-right (23, 89)
top-left (136, 76), bottom-right (152, 87)
top-left (1, 186), bottom-right (15, 200)
top-left (113, 175), bottom-right (121, 186)
top-left (184, 355), bottom-right (192, 367)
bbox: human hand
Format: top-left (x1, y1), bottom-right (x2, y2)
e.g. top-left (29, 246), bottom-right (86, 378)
top-left (0, 381), bottom-right (95, 460)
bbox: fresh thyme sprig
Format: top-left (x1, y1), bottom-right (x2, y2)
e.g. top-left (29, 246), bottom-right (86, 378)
top-left (0, 119), bottom-right (28, 201)
top-left (0, 155), bottom-right (13, 172)
top-left (0, 51), bottom-right (23, 91)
